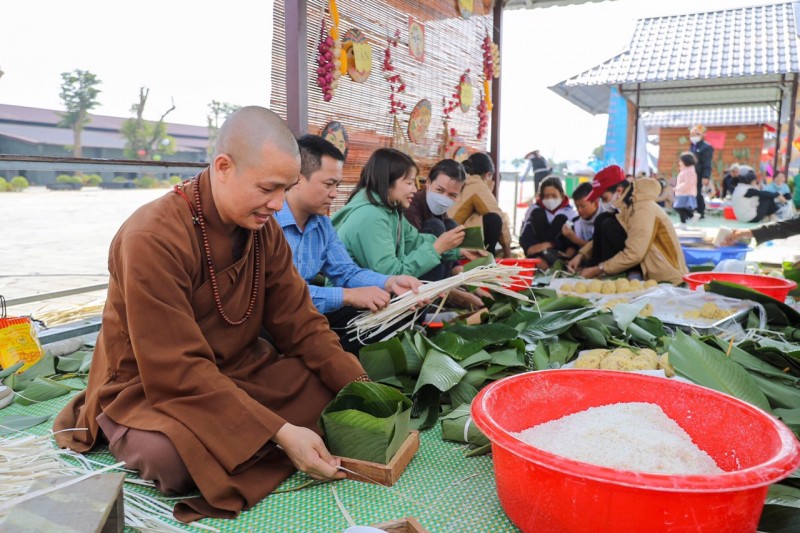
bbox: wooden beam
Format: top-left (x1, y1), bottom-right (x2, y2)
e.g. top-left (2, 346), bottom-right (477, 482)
top-left (490, 0), bottom-right (503, 195)
top-left (284, 0), bottom-right (308, 136)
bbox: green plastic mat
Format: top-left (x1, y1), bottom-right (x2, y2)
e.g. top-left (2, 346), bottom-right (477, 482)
top-left (0, 383), bottom-right (519, 533)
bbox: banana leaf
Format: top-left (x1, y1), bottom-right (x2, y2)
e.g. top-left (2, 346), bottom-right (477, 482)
top-left (460, 226), bottom-right (485, 250)
top-left (360, 338), bottom-right (410, 387)
top-left (570, 321), bottom-right (608, 348)
top-left (748, 373), bottom-right (800, 410)
top-left (448, 380), bottom-right (480, 407)
top-left (612, 301), bottom-right (649, 332)
top-left (432, 324), bottom-right (518, 352)
top-left (0, 414), bottom-right (51, 436)
top-left (774, 408), bottom-right (800, 436)
top-left (459, 349), bottom-right (492, 369)
top-left (462, 368), bottom-right (492, 389)
top-left (669, 331), bottom-right (771, 411)
top-left (14, 377), bottom-right (74, 406)
top-left (707, 280), bottom-right (800, 327)
top-left (441, 403), bottom-right (490, 446)
top-left (4, 355), bottom-right (56, 391)
top-left (489, 347), bottom-right (526, 368)
top-left (519, 307), bottom-right (601, 342)
top-left (462, 254), bottom-right (495, 271)
top-left (760, 484), bottom-right (800, 532)
top-left (766, 484), bottom-right (800, 509)
top-left (535, 296), bottom-right (591, 312)
top-left (320, 382), bottom-right (412, 464)
top-left (711, 338), bottom-right (800, 385)
top-left (55, 350), bottom-right (93, 373)
top-left (0, 361), bottom-right (24, 379)
top-left (532, 342), bottom-right (550, 371)
top-left (410, 385), bottom-right (442, 430)
top-left (413, 348), bottom-right (467, 394)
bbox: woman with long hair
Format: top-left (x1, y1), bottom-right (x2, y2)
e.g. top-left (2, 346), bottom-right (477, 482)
top-left (332, 148), bottom-right (466, 278)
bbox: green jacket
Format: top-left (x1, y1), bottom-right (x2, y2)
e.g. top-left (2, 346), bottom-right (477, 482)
top-left (332, 189), bottom-right (458, 277)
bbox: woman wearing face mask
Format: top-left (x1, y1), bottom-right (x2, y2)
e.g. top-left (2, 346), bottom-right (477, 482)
top-left (332, 148), bottom-right (467, 281)
top-left (567, 166), bottom-right (687, 284)
top-left (447, 152), bottom-right (514, 257)
top-left (519, 177), bottom-right (578, 268)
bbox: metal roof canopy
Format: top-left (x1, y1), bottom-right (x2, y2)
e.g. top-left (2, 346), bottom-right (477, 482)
top-left (503, 0), bottom-right (609, 9)
top-left (549, 2), bottom-right (800, 173)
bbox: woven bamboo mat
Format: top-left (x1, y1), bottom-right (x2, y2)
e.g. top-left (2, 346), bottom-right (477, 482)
top-left (0, 384), bottom-right (519, 533)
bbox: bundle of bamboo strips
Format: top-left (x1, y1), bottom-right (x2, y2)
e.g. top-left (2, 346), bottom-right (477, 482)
top-left (34, 302), bottom-right (105, 327)
top-left (347, 264), bottom-right (531, 341)
top-left (0, 431), bottom-right (217, 532)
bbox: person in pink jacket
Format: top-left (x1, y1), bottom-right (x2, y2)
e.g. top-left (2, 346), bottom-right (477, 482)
top-left (673, 152), bottom-right (698, 226)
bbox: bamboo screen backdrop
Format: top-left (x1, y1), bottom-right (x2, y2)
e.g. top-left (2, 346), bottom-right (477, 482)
top-left (271, 0), bottom-right (495, 209)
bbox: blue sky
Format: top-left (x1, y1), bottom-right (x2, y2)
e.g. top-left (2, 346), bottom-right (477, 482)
top-left (0, 0), bottom-right (780, 167)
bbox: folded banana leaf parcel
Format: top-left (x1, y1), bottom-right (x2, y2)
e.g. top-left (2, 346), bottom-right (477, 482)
top-left (460, 226), bottom-right (485, 250)
top-left (441, 403), bottom-right (490, 446)
top-left (320, 381), bottom-right (412, 464)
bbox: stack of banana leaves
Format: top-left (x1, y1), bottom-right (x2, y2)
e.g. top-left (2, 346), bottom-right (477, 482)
top-left (359, 283), bottom-right (800, 530)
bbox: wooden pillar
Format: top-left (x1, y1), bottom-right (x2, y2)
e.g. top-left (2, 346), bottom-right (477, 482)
top-left (489, 0), bottom-right (503, 196)
top-left (284, 0), bottom-right (309, 137)
top-left (784, 73), bottom-right (799, 176)
top-left (631, 83), bottom-right (641, 175)
top-left (773, 81), bottom-right (784, 177)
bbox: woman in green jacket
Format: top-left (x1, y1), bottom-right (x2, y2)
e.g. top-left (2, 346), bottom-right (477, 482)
top-left (332, 148), bottom-right (466, 279)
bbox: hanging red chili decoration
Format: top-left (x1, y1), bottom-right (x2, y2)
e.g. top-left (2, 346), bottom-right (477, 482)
top-left (384, 30), bottom-right (407, 115)
top-left (315, 6), bottom-right (343, 102)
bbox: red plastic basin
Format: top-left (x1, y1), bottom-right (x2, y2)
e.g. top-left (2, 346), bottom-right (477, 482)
top-left (497, 258), bottom-right (541, 292)
top-left (472, 370), bottom-right (800, 533)
top-left (683, 272), bottom-right (797, 302)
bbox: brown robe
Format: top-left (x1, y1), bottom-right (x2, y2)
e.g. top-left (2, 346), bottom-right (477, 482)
top-left (54, 169), bottom-right (365, 522)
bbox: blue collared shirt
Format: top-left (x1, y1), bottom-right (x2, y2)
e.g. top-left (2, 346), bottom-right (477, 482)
top-left (276, 203), bottom-right (390, 314)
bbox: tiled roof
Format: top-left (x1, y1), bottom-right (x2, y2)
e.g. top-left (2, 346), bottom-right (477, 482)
top-left (641, 106), bottom-right (777, 128)
top-left (503, 0), bottom-right (612, 9)
top-left (550, 2), bottom-right (800, 115)
top-left (564, 2), bottom-right (799, 85)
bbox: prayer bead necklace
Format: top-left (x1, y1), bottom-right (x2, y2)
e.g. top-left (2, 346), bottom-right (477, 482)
top-left (193, 178), bottom-right (260, 326)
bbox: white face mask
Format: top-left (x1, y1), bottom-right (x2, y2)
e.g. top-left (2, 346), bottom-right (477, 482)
top-left (426, 191), bottom-right (455, 216)
top-left (599, 193), bottom-right (619, 213)
top-left (690, 136), bottom-right (702, 144)
top-left (542, 198), bottom-right (562, 211)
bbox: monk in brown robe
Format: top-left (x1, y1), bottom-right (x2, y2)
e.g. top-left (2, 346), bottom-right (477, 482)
top-left (53, 106), bottom-right (368, 522)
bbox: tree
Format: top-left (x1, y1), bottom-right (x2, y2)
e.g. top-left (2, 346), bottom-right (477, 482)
top-left (592, 144), bottom-right (605, 161)
top-left (121, 87), bottom-right (177, 160)
top-left (206, 100), bottom-right (241, 158)
top-left (58, 69), bottom-right (101, 158)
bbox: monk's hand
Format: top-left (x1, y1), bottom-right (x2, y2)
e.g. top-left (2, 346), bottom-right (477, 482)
top-left (272, 424), bottom-right (345, 481)
top-left (385, 275), bottom-right (421, 297)
top-left (343, 287), bottom-right (391, 312)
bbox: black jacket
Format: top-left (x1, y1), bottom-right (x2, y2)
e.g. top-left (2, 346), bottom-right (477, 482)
top-left (751, 217), bottom-right (800, 244)
top-left (691, 140), bottom-right (714, 180)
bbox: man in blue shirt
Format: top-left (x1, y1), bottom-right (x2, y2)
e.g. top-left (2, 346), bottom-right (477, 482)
top-left (277, 135), bottom-right (420, 351)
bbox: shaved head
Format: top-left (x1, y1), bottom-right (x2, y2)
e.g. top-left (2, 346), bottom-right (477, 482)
top-left (209, 106), bottom-right (301, 231)
top-left (214, 106), bottom-right (299, 168)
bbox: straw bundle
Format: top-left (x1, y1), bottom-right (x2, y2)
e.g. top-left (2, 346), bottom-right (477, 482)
top-left (347, 264), bottom-right (531, 342)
